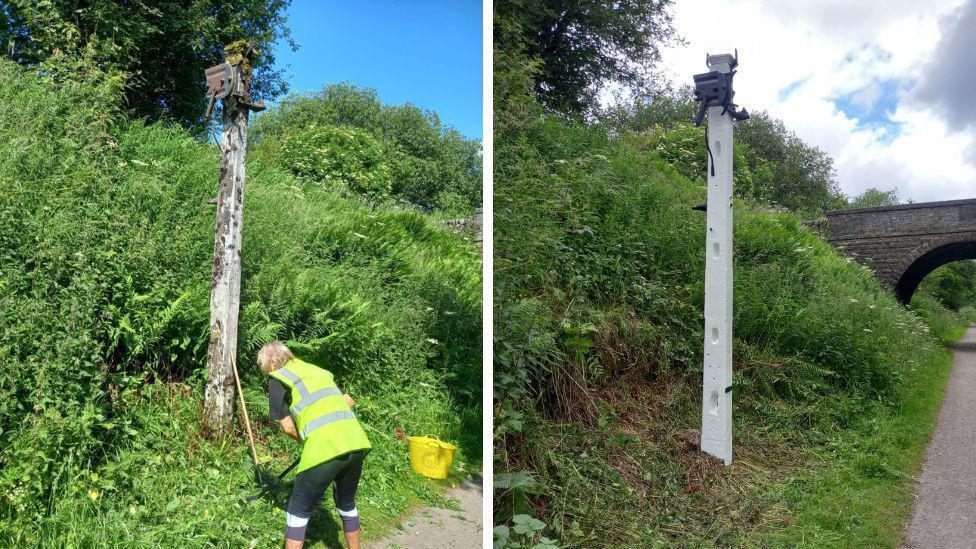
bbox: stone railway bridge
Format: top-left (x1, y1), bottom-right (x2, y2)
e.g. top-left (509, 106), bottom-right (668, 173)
top-left (822, 198), bottom-right (976, 304)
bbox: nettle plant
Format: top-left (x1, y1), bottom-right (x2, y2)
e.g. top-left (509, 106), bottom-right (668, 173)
top-left (493, 514), bottom-right (558, 549)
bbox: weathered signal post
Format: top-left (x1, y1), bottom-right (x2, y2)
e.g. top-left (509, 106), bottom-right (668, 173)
top-left (692, 52), bottom-right (749, 465)
top-left (202, 41), bottom-right (265, 437)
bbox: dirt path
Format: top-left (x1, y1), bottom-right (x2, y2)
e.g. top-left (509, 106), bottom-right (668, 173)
top-left (904, 326), bottom-right (976, 549)
top-left (368, 476), bottom-right (483, 548)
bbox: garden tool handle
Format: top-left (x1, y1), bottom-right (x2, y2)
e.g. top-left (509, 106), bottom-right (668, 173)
top-left (231, 354), bottom-right (262, 485)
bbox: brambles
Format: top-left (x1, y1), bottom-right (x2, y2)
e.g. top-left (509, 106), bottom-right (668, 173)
top-left (276, 124), bottom-right (393, 198)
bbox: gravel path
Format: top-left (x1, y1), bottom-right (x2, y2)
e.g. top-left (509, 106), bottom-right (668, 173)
top-left (904, 326), bottom-right (976, 549)
top-left (368, 475), bottom-right (483, 548)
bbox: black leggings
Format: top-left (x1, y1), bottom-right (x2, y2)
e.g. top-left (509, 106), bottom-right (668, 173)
top-left (285, 450), bottom-right (367, 541)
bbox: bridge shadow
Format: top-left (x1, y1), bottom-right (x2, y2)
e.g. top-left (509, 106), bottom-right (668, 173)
top-left (950, 326), bottom-right (976, 353)
top-left (951, 342), bottom-right (976, 352)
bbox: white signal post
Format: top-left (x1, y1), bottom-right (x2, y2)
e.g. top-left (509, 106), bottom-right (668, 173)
top-left (700, 53), bottom-right (737, 465)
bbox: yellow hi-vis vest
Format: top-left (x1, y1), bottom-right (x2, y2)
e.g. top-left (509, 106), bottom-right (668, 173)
top-left (269, 358), bottom-right (372, 473)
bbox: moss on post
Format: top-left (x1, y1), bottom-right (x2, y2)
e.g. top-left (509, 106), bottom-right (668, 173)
top-left (223, 40), bottom-right (254, 76)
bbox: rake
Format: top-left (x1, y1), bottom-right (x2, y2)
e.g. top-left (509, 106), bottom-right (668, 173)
top-left (231, 354), bottom-right (300, 505)
top-left (239, 456), bottom-right (301, 505)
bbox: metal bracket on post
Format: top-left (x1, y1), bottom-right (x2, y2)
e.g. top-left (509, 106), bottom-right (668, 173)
top-left (203, 57), bottom-right (266, 120)
top-left (204, 62), bottom-right (237, 119)
top-left (230, 60), bottom-right (266, 113)
top-left (693, 51), bottom-right (749, 466)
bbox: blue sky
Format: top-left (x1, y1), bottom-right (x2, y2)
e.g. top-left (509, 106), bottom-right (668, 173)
top-left (270, 1), bottom-right (483, 140)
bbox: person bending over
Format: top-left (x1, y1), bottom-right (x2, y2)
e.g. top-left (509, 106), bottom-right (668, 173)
top-left (258, 340), bottom-right (372, 549)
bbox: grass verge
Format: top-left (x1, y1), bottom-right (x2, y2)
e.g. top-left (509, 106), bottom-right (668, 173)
top-left (497, 333), bottom-right (960, 548)
top-left (748, 344), bottom-right (955, 547)
top-left (4, 381), bottom-right (476, 547)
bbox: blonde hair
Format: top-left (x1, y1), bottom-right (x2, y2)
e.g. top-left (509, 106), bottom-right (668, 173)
top-left (257, 340), bottom-right (294, 374)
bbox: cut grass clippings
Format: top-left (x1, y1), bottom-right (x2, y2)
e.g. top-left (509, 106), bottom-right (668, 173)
top-left (503, 341), bottom-right (958, 548)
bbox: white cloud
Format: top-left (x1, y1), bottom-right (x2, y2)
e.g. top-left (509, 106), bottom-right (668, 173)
top-left (656, 0), bottom-right (976, 202)
top-left (913, 0), bottom-right (976, 131)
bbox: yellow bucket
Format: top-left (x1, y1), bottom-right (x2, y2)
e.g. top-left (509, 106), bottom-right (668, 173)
top-left (406, 434), bottom-right (457, 479)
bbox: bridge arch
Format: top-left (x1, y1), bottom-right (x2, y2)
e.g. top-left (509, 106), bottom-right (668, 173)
top-left (823, 198), bottom-right (976, 304)
top-left (893, 240), bottom-right (976, 304)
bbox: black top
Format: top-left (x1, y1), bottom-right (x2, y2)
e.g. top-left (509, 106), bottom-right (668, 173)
top-left (268, 378), bottom-right (291, 421)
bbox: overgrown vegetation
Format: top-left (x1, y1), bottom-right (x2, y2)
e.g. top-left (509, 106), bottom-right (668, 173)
top-left (493, 9), bottom-right (969, 546)
top-left (0, 57), bottom-right (481, 545)
top-left (917, 261), bottom-right (976, 313)
top-left (603, 92), bottom-right (848, 216)
top-left (0, 0), bottom-right (295, 128)
top-left (251, 83), bottom-right (482, 214)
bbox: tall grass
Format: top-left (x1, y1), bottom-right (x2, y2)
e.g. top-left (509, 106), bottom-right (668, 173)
top-left (493, 63), bottom-right (965, 546)
top-left (0, 60), bottom-right (481, 544)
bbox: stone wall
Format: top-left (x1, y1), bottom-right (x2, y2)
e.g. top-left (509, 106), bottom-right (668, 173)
top-left (823, 198), bottom-right (976, 302)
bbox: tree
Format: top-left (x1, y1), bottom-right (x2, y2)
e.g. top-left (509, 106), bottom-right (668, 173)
top-left (849, 187), bottom-right (899, 209)
top-left (919, 261), bottom-right (976, 311)
top-left (494, 0), bottom-right (679, 115)
top-left (0, 0), bottom-right (295, 129)
top-left (599, 84), bottom-right (698, 133)
top-left (734, 111), bottom-right (842, 213)
top-left (251, 83), bottom-right (483, 213)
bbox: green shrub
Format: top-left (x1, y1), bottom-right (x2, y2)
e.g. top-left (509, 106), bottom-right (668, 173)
top-left (277, 124), bottom-right (393, 198)
top-left (252, 83), bottom-right (482, 214)
top-left (961, 305), bottom-right (976, 324)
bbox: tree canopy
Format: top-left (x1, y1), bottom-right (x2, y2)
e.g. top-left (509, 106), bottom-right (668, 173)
top-left (494, 0), bottom-right (679, 115)
top-left (848, 187), bottom-right (900, 209)
top-left (919, 261), bottom-right (976, 311)
top-left (733, 111), bottom-right (843, 213)
top-left (251, 83), bottom-right (482, 213)
top-left (0, 0), bottom-right (295, 129)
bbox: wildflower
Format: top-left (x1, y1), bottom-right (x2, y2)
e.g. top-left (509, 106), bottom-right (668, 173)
top-left (88, 490), bottom-right (100, 502)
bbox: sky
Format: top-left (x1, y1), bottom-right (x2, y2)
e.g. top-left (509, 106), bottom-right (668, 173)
top-left (270, 1), bottom-right (482, 139)
top-left (657, 0), bottom-right (976, 203)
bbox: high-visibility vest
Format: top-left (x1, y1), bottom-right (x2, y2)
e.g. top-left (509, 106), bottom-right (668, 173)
top-left (269, 358), bottom-right (372, 473)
